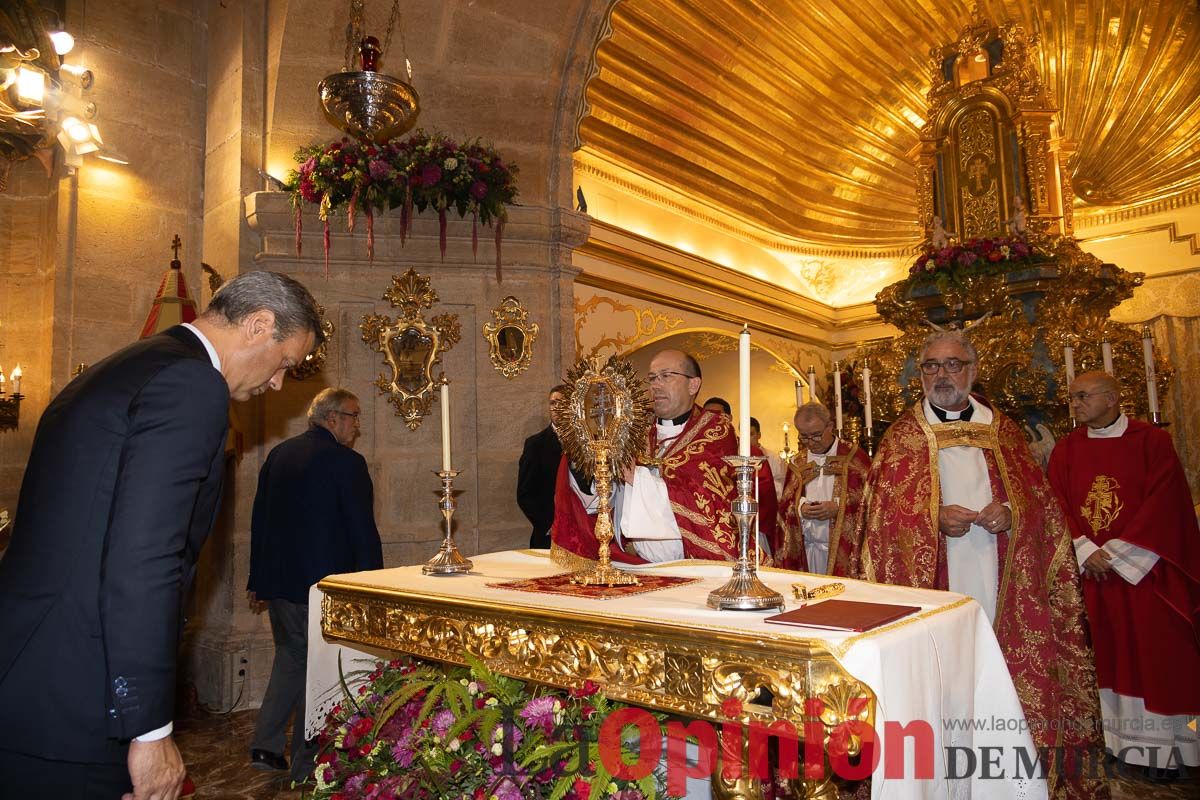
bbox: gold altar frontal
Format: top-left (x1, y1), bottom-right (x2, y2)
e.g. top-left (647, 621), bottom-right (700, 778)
top-left (317, 551), bottom-right (885, 798)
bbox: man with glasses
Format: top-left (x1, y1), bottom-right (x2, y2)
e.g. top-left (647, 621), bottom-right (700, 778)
top-left (246, 387), bottom-right (383, 783)
top-left (776, 402), bottom-right (869, 575)
top-left (860, 331), bottom-right (1107, 799)
top-left (1048, 372), bottom-right (1200, 777)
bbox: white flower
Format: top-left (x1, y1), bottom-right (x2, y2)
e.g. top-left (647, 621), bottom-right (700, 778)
top-left (449, 738), bottom-right (461, 752)
top-left (485, 697), bottom-right (498, 707)
top-left (491, 742), bottom-right (504, 756)
top-left (444, 157), bottom-right (459, 170)
top-left (468, 681), bottom-right (480, 695)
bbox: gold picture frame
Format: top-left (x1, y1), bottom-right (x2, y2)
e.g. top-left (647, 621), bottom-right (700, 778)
top-left (288, 306), bottom-right (336, 381)
top-left (361, 269), bottom-right (461, 430)
top-left (482, 296), bottom-right (538, 379)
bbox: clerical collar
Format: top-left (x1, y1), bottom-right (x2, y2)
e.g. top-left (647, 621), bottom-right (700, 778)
top-left (1087, 412), bottom-right (1128, 439)
top-left (929, 401), bottom-right (974, 422)
top-left (658, 409), bottom-right (692, 426)
top-left (808, 438), bottom-right (837, 458)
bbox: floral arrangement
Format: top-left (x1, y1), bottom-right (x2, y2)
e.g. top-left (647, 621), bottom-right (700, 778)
top-left (288, 130), bottom-right (519, 278)
top-left (906, 236), bottom-right (1045, 292)
top-left (309, 654), bottom-right (670, 800)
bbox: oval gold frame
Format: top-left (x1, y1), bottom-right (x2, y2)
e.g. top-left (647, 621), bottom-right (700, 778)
top-left (483, 296), bottom-right (538, 380)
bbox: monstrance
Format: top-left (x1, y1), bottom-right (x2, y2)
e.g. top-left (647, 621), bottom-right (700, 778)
top-left (553, 356), bottom-right (651, 587)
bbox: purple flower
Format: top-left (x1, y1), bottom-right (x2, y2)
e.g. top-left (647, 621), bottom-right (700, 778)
top-left (956, 251), bottom-right (977, 267)
top-left (470, 180), bottom-right (488, 201)
top-left (369, 159), bottom-right (392, 182)
top-left (432, 709), bottom-right (455, 738)
top-left (391, 732), bottom-right (416, 767)
top-left (420, 164), bottom-right (443, 186)
top-left (519, 696), bottom-right (558, 735)
top-left (612, 790), bottom-right (645, 800)
top-left (490, 776), bottom-right (525, 800)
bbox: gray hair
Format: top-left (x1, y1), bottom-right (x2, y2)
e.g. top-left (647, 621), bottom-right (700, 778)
top-left (307, 387), bottom-right (358, 427)
top-left (203, 271), bottom-right (325, 345)
top-left (918, 331), bottom-right (978, 363)
top-left (795, 401), bottom-right (831, 425)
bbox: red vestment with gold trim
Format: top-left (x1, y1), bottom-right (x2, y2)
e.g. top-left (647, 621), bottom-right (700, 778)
top-left (1048, 419), bottom-right (1200, 714)
top-left (776, 440), bottom-right (870, 576)
top-left (860, 403), bottom-right (1108, 800)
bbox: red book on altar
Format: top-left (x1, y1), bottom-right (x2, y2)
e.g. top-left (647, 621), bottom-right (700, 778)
top-left (764, 600), bottom-right (920, 632)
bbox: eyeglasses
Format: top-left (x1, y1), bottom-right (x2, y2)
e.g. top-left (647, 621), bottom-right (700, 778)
top-left (796, 430), bottom-right (829, 443)
top-left (1068, 390), bottom-right (1113, 403)
top-left (645, 370), bottom-right (696, 385)
top-left (334, 410), bottom-right (361, 420)
top-left (919, 358), bottom-right (973, 375)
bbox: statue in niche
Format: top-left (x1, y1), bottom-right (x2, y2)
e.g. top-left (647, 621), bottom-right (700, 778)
top-left (931, 215), bottom-right (957, 249)
top-left (1005, 196), bottom-right (1027, 239)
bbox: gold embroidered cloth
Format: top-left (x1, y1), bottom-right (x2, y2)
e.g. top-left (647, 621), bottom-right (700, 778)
top-left (486, 571), bottom-right (698, 599)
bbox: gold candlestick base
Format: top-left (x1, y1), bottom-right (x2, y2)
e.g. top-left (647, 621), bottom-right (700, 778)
top-left (423, 469), bottom-right (473, 575)
top-left (708, 455), bottom-right (784, 611)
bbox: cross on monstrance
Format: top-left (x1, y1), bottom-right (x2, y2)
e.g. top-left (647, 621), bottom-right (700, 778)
top-left (588, 383), bottom-right (613, 436)
top-left (171, 234), bottom-right (182, 261)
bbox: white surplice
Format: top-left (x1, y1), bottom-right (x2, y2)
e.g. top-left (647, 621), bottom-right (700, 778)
top-left (617, 417), bottom-right (686, 562)
top-left (925, 397), bottom-right (1000, 623)
top-left (798, 442), bottom-right (837, 574)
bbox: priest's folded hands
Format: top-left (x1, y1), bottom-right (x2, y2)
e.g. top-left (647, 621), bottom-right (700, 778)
top-left (938, 501), bottom-right (1011, 537)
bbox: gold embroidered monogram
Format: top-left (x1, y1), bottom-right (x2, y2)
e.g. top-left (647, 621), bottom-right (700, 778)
top-left (1080, 475), bottom-right (1124, 535)
top-left (698, 460), bottom-right (732, 498)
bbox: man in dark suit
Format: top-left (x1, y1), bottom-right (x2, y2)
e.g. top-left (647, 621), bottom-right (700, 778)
top-left (247, 387), bottom-right (382, 782)
top-left (517, 384), bottom-right (568, 549)
top-left (0, 270), bottom-right (322, 800)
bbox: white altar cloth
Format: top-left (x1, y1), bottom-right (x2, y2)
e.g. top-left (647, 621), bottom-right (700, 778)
top-left (306, 550), bottom-right (1045, 800)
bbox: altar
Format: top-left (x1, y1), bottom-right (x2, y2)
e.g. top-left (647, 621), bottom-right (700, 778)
top-left (305, 550), bottom-right (1045, 799)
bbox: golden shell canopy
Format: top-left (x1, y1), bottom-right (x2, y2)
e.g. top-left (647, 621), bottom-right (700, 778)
top-left (578, 0), bottom-right (1200, 252)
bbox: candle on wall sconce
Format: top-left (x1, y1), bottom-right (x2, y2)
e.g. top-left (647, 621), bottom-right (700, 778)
top-left (1101, 340), bottom-right (1113, 375)
top-left (1142, 327), bottom-right (1160, 423)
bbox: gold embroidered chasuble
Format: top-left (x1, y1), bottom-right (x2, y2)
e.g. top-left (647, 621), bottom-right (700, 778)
top-left (860, 403), bottom-right (1108, 800)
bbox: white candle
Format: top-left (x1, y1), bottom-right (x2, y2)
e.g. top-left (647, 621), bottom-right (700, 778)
top-left (832, 362), bottom-right (843, 434)
top-left (1063, 345), bottom-right (1076, 386)
top-left (440, 379), bottom-right (452, 471)
top-left (807, 366), bottom-right (817, 404)
top-left (1142, 328), bottom-right (1159, 416)
top-left (738, 325), bottom-right (751, 457)
top-left (862, 365), bottom-right (872, 434)
top-left (0, 367), bottom-right (5, 395)
top-left (795, 380), bottom-right (804, 408)
top-left (1101, 340), bottom-right (1113, 375)
top-left (10, 364), bottom-right (21, 396)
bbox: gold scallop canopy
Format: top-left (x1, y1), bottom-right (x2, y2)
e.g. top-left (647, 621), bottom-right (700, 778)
top-left (578, 0), bottom-right (1200, 252)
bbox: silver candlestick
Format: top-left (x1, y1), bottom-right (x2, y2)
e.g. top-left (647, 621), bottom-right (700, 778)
top-left (423, 469), bottom-right (473, 575)
top-left (707, 455), bottom-right (785, 611)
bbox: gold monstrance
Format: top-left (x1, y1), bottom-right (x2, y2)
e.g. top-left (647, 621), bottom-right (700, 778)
top-left (554, 357), bottom-right (651, 587)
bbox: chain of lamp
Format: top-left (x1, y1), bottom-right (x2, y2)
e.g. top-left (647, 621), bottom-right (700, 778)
top-left (343, 0), bottom-right (410, 79)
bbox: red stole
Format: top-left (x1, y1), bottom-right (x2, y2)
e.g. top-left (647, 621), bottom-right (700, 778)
top-left (861, 404), bottom-right (1108, 800)
top-left (776, 440), bottom-right (871, 576)
top-left (645, 406), bottom-right (741, 560)
top-left (1048, 420), bottom-right (1200, 713)
top-left (750, 443), bottom-right (779, 557)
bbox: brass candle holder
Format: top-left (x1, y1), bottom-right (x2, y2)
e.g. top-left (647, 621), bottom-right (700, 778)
top-left (422, 469), bottom-right (473, 575)
top-left (0, 392), bottom-right (22, 432)
top-left (707, 455), bottom-right (785, 611)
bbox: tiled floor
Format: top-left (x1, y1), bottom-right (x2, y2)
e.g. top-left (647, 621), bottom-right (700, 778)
top-left (175, 709), bottom-right (1199, 799)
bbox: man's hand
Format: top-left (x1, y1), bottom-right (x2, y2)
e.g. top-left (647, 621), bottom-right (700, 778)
top-left (939, 504), bottom-right (978, 538)
top-left (247, 590), bottom-right (267, 614)
top-left (1082, 548), bottom-right (1113, 579)
top-left (975, 502), bottom-right (1012, 535)
top-left (124, 736), bottom-right (185, 800)
top-left (622, 463), bottom-right (636, 484)
top-left (801, 500), bottom-right (838, 521)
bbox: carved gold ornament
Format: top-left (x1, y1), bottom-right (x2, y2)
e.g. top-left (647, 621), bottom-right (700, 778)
top-left (360, 269), bottom-right (461, 430)
top-left (288, 306), bottom-right (336, 381)
top-left (482, 296), bottom-right (538, 379)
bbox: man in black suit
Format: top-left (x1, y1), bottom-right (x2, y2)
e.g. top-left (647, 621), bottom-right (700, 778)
top-left (246, 387), bottom-right (382, 783)
top-left (517, 384), bottom-right (568, 549)
top-left (0, 271), bottom-right (322, 800)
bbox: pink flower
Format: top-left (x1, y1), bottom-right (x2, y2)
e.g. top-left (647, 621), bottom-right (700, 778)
top-left (369, 159), bottom-right (391, 182)
top-left (470, 180), bottom-right (488, 200)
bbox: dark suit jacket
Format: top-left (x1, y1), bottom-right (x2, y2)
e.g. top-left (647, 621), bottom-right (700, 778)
top-left (247, 426), bottom-right (382, 604)
top-left (517, 425), bottom-right (561, 548)
top-left (0, 326), bottom-right (229, 763)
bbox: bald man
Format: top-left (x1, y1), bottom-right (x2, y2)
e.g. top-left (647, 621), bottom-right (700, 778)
top-left (1048, 372), bottom-right (1200, 774)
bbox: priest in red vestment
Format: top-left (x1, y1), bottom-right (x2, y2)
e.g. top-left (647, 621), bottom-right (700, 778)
top-left (776, 402), bottom-right (870, 576)
top-left (552, 349), bottom-right (775, 565)
top-left (859, 332), bottom-right (1108, 800)
top-left (1048, 371), bottom-right (1200, 773)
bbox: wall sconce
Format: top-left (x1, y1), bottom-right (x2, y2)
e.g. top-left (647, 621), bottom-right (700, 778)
top-left (0, 364), bottom-right (24, 432)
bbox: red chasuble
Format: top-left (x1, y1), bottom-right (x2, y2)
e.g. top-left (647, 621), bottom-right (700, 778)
top-left (1048, 419), bottom-right (1200, 714)
top-left (776, 440), bottom-right (871, 576)
top-left (750, 442), bottom-right (779, 557)
top-left (860, 403), bottom-right (1108, 800)
top-left (549, 455), bottom-right (647, 567)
